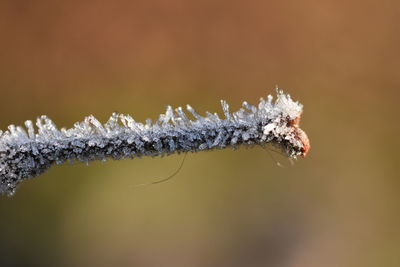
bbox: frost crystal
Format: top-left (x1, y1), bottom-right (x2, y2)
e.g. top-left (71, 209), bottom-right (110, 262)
top-left (0, 90), bottom-right (309, 196)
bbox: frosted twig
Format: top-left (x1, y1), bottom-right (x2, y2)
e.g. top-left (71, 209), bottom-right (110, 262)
top-left (0, 89), bottom-right (310, 196)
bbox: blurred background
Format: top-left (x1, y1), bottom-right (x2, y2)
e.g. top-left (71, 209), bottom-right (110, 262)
top-left (0, 0), bottom-right (399, 266)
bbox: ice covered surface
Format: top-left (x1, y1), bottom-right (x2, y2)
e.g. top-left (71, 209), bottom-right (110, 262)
top-left (0, 90), bottom-right (308, 196)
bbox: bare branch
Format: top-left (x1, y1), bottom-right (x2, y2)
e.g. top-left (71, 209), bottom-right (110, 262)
top-left (0, 89), bottom-right (309, 196)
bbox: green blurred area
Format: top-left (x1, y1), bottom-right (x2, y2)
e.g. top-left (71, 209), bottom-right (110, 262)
top-left (0, 1), bottom-right (399, 266)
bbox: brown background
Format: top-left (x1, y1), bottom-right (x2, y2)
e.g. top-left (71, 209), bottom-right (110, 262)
top-left (0, 1), bottom-right (399, 266)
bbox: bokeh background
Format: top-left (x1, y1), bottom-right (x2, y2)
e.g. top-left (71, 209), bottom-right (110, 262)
top-left (1, 1), bottom-right (399, 266)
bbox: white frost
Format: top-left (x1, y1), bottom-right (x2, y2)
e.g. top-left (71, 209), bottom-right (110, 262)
top-left (0, 89), bottom-right (306, 196)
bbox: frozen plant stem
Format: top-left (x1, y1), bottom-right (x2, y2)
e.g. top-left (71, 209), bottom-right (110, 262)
top-left (0, 89), bottom-right (310, 196)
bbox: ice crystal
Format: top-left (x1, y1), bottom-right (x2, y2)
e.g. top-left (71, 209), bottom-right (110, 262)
top-left (0, 90), bottom-right (309, 196)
